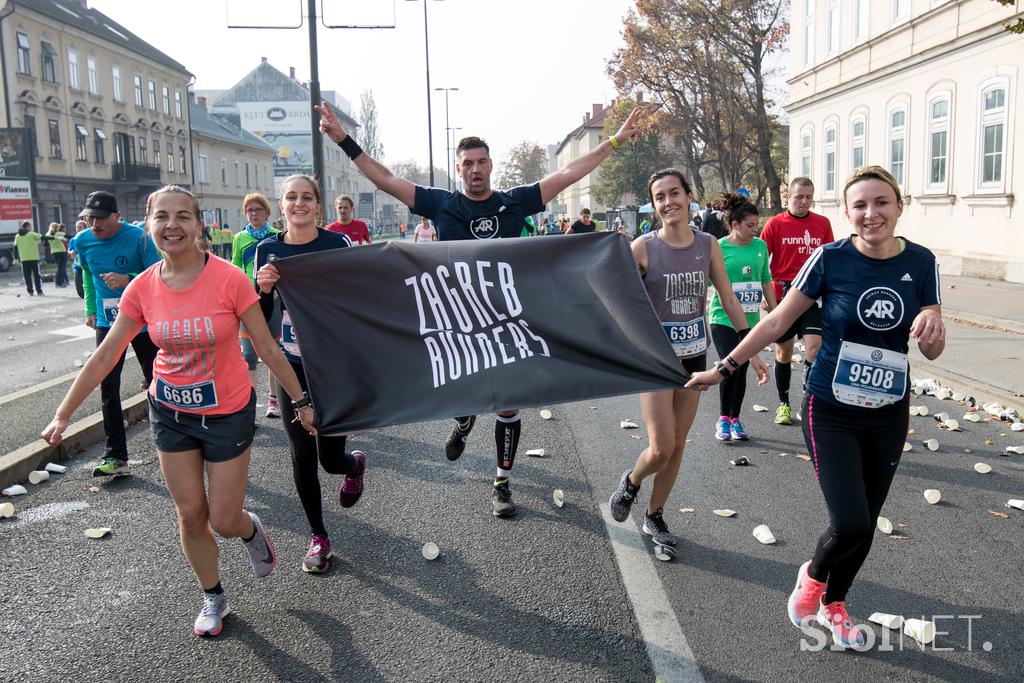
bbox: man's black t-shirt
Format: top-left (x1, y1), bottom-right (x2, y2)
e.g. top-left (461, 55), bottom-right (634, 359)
top-left (413, 183), bottom-right (545, 241)
top-left (570, 219), bottom-right (596, 234)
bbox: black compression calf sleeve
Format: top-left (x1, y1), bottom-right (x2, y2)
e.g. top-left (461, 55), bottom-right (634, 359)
top-left (495, 415), bottom-right (521, 478)
top-left (776, 361), bottom-right (792, 405)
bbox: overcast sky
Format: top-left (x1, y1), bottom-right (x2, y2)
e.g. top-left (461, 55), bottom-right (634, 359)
top-left (90, 0), bottom-right (638, 172)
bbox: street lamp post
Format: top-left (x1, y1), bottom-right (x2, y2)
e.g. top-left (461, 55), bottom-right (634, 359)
top-left (434, 87), bottom-right (458, 190)
top-left (448, 126), bottom-right (462, 191)
top-left (405, 0), bottom-right (443, 188)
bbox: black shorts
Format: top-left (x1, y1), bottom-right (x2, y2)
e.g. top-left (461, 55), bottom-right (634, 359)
top-left (776, 302), bottom-right (823, 344)
top-left (149, 390), bottom-right (256, 462)
top-left (679, 354), bottom-right (707, 379)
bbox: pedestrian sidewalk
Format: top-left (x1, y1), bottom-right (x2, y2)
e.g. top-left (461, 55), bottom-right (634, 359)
top-left (911, 274), bottom-right (1024, 413)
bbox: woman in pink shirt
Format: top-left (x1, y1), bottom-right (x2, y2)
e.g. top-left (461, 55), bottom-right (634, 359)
top-left (413, 216), bottom-right (437, 242)
top-left (42, 185), bottom-right (315, 638)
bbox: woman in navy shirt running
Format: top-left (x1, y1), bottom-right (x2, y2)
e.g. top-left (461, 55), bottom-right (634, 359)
top-left (687, 166), bottom-right (945, 649)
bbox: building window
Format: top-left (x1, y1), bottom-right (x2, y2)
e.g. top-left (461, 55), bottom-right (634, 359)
top-left (927, 96), bottom-right (950, 191)
top-left (800, 130), bottom-right (813, 177)
top-left (198, 155), bottom-right (209, 183)
top-left (139, 136), bottom-right (148, 164)
top-left (853, 0), bottom-right (869, 43)
top-left (75, 124), bottom-right (89, 161)
top-left (892, 0), bottom-right (910, 24)
top-left (887, 108), bottom-right (907, 187)
top-left (148, 80), bottom-right (156, 110)
top-left (68, 49), bottom-right (81, 89)
top-left (48, 119), bottom-right (62, 158)
top-left (234, 161), bottom-right (241, 186)
top-left (94, 129), bottom-right (106, 164)
top-left (24, 114), bottom-right (38, 157)
top-left (980, 86), bottom-right (1007, 187)
top-left (179, 146), bottom-right (186, 174)
top-left (850, 117), bottom-right (866, 170)
top-left (162, 85), bottom-right (170, 115)
top-left (175, 90), bottom-right (182, 119)
top-left (154, 139), bottom-right (160, 165)
top-left (133, 75), bottom-right (143, 107)
top-left (41, 41), bottom-right (57, 83)
top-left (823, 124), bottom-right (837, 196)
top-left (87, 56), bottom-right (99, 95)
top-left (826, 1), bottom-right (840, 57)
top-left (112, 66), bottom-right (123, 101)
top-left (245, 162), bottom-right (250, 187)
top-left (221, 159), bottom-right (227, 184)
top-left (802, 0), bottom-right (814, 69)
top-left (167, 149), bottom-right (174, 173)
top-left (254, 164), bottom-right (258, 187)
top-left (16, 32), bottom-right (31, 75)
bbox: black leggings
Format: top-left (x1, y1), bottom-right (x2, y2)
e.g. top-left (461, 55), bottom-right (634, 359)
top-left (281, 361), bottom-right (360, 538)
top-left (710, 324), bottom-right (749, 419)
top-left (802, 393), bottom-right (908, 603)
top-left (21, 260), bottom-right (42, 294)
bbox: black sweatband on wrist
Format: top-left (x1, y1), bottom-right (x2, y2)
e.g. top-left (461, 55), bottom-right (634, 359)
top-left (292, 392), bottom-right (312, 410)
top-left (338, 136), bottom-right (363, 160)
top-left (725, 355), bottom-right (740, 369)
top-left (714, 361), bottom-right (733, 378)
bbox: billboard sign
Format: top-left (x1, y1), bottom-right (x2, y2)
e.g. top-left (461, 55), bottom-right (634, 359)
top-left (0, 179), bottom-right (33, 232)
top-left (237, 101), bottom-right (313, 135)
top-left (0, 128), bottom-right (33, 179)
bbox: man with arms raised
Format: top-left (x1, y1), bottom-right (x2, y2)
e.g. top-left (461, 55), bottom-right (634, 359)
top-left (317, 102), bottom-right (640, 517)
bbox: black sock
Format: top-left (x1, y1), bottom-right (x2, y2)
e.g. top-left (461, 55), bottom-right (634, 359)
top-left (241, 515), bottom-right (256, 543)
top-left (204, 582), bottom-right (224, 596)
top-left (454, 415), bottom-right (475, 436)
top-left (495, 415), bottom-right (521, 479)
top-left (776, 362), bottom-right (792, 405)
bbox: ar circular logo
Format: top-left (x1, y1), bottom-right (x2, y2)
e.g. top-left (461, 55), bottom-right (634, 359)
top-left (857, 287), bottom-right (904, 331)
top-left (266, 106), bottom-right (287, 122)
top-left (469, 215), bottom-right (499, 239)
top-left (115, 255), bottom-right (128, 270)
top-left (870, 349), bottom-right (883, 362)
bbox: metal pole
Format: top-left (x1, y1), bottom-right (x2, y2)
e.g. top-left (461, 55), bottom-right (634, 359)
top-left (423, 0), bottom-right (435, 187)
top-left (308, 0), bottom-right (325, 186)
top-left (443, 89), bottom-right (451, 190)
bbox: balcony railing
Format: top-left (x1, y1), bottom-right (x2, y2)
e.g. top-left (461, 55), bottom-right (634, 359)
top-left (112, 162), bottom-right (162, 185)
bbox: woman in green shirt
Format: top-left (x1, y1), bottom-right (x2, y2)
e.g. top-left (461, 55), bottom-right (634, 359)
top-left (14, 221), bottom-right (44, 296)
top-left (708, 194), bottom-right (777, 442)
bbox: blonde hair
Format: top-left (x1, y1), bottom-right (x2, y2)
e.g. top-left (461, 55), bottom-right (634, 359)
top-left (48, 222), bottom-right (60, 233)
top-left (843, 165), bottom-right (903, 206)
top-left (242, 192), bottom-right (270, 215)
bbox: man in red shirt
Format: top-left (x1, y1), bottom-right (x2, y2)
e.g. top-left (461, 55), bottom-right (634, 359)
top-left (760, 177), bottom-right (834, 425)
top-left (326, 195), bottom-right (372, 245)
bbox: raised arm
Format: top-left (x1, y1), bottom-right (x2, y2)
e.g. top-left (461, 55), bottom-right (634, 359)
top-left (538, 109), bottom-right (642, 204)
top-left (316, 101), bottom-right (416, 208)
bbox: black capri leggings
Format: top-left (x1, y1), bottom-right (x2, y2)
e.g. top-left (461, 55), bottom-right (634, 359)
top-left (710, 324), bottom-right (750, 419)
top-left (281, 361), bottom-right (360, 538)
top-left (802, 393), bottom-right (908, 603)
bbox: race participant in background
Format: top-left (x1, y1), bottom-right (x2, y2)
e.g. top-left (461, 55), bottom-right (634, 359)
top-left (69, 220), bottom-right (87, 298)
top-left (232, 193), bottom-right (283, 418)
top-left (43, 185), bottom-right (316, 638)
top-left (707, 193), bottom-right (777, 442)
top-left (565, 208), bottom-right (596, 234)
top-left (760, 177), bottom-right (835, 426)
top-left (413, 216), bottom-right (437, 242)
top-left (326, 195), bottom-right (372, 245)
top-left (522, 215), bottom-right (536, 237)
top-left (75, 191), bottom-right (162, 477)
top-left (13, 221), bottom-right (44, 296)
top-left (255, 174), bottom-right (366, 574)
top-left (48, 223), bottom-right (69, 288)
top-left (608, 169), bottom-right (767, 549)
top-left (687, 166), bottom-right (944, 649)
top-left (317, 99), bottom-right (642, 517)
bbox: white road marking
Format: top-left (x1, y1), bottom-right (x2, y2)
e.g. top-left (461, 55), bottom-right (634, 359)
top-left (0, 351), bottom-right (134, 405)
top-left (12, 501), bottom-right (90, 527)
top-left (600, 503), bottom-right (705, 683)
top-left (50, 324), bottom-right (95, 344)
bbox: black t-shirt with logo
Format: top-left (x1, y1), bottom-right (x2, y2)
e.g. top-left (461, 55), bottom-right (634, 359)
top-left (570, 219), bottom-right (596, 234)
top-left (794, 237), bottom-right (940, 408)
top-left (413, 184), bottom-right (545, 241)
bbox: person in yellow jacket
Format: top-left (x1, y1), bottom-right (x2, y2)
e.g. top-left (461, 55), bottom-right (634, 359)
top-left (14, 221), bottom-right (44, 295)
top-left (48, 222), bottom-right (69, 287)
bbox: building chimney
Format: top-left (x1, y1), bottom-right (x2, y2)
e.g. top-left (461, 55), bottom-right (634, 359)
top-left (584, 112), bottom-right (590, 123)
top-left (592, 103), bottom-right (602, 119)
top-left (261, 56), bottom-right (267, 64)
top-left (289, 66), bottom-right (296, 79)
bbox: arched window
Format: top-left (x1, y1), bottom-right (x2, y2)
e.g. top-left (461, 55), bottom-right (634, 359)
top-left (926, 93), bottom-right (951, 193)
top-left (887, 107), bottom-right (908, 188)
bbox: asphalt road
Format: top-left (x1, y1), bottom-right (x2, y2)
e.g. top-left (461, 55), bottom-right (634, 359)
top-left (2, 351), bottom-right (1021, 681)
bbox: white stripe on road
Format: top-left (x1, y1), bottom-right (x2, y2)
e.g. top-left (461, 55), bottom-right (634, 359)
top-left (50, 323), bottom-right (95, 344)
top-left (600, 503), bottom-right (705, 683)
top-left (0, 351), bottom-right (134, 406)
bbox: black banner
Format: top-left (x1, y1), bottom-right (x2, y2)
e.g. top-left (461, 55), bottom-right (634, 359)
top-left (275, 232), bottom-right (685, 434)
top-left (0, 128), bottom-right (34, 179)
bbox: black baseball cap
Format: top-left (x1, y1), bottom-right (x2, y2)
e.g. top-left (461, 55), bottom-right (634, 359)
top-left (80, 191), bottom-right (119, 218)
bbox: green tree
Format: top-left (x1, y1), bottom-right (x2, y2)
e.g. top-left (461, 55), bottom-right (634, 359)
top-left (994, 0), bottom-right (1024, 33)
top-left (593, 99), bottom-right (669, 208)
top-left (358, 89), bottom-right (384, 161)
top-left (496, 141), bottom-right (548, 189)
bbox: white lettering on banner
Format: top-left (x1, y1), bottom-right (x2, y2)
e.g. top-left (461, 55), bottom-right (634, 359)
top-left (406, 260), bottom-right (551, 388)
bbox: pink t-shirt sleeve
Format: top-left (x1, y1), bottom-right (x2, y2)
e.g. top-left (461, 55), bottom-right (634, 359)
top-left (227, 263), bottom-right (260, 317)
top-left (116, 266), bottom-right (155, 326)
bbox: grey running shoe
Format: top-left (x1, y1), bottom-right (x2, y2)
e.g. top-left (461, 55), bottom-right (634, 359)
top-left (243, 512), bottom-right (276, 577)
top-left (609, 470), bottom-right (640, 522)
top-left (93, 456), bottom-right (129, 477)
top-left (302, 535), bottom-right (333, 574)
top-left (444, 416), bottom-right (476, 461)
top-left (491, 480), bottom-right (517, 518)
top-left (642, 510), bottom-right (678, 546)
top-left (193, 593), bottom-right (230, 637)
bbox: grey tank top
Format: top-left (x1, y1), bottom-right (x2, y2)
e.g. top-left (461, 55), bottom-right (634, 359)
top-left (641, 230), bottom-right (713, 357)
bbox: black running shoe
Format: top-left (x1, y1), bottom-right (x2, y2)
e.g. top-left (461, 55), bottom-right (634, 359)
top-left (444, 416), bottom-right (476, 461)
top-left (491, 480), bottom-right (517, 518)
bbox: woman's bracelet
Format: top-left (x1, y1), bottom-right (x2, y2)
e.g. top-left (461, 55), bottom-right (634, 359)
top-left (292, 392), bottom-right (312, 410)
top-left (713, 361), bottom-right (733, 378)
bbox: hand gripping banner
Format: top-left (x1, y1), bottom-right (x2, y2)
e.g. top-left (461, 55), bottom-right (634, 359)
top-left (274, 232), bottom-right (685, 434)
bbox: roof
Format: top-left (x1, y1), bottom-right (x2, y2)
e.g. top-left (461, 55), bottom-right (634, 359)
top-left (555, 106), bottom-right (609, 157)
top-left (189, 103), bottom-right (276, 154)
top-left (14, 0), bottom-right (192, 76)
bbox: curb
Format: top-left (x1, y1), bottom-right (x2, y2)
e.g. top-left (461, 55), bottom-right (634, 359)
top-left (944, 308), bottom-right (1024, 336)
top-left (0, 392), bottom-right (149, 489)
top-left (913, 360), bottom-right (1024, 415)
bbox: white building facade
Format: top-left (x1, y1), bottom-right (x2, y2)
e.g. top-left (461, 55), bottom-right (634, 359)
top-left (786, 0), bottom-right (1024, 281)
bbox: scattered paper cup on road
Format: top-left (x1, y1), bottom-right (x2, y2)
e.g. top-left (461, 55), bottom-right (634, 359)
top-left (876, 516), bottom-right (893, 535)
top-left (963, 412), bottom-right (982, 423)
top-left (2, 484), bottom-right (28, 496)
top-left (28, 471), bottom-right (50, 485)
top-left (923, 489), bottom-right (942, 505)
top-left (1007, 499), bottom-right (1024, 511)
top-left (903, 618), bottom-right (936, 645)
top-left (943, 419), bottom-right (960, 431)
top-left (552, 489), bottom-right (565, 508)
top-left (974, 462), bottom-right (993, 474)
top-left (952, 392), bottom-right (965, 402)
top-left (713, 509), bottom-right (737, 517)
top-left (539, 409), bottom-right (553, 420)
top-left (792, 354), bottom-right (803, 364)
top-left (0, 502), bottom-right (14, 518)
top-left (84, 528), bottom-right (112, 539)
top-left (1005, 446), bottom-right (1024, 455)
top-left (752, 405), bottom-right (769, 412)
top-left (752, 524), bottom-right (776, 545)
top-left (44, 463), bottom-right (66, 474)
top-left (924, 439), bottom-right (939, 451)
top-left (73, 359), bottom-right (83, 367)
top-left (525, 448), bottom-right (545, 458)
top-left (1010, 422), bottom-right (1024, 432)
top-left (421, 542), bottom-right (440, 560)
top-left (903, 442), bottom-right (912, 452)
top-left (869, 612), bottom-right (904, 630)
top-left (620, 420), bottom-right (638, 429)
top-left (933, 412), bottom-right (950, 422)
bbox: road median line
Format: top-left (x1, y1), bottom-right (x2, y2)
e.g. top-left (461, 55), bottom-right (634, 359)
top-left (0, 392), bottom-right (149, 488)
